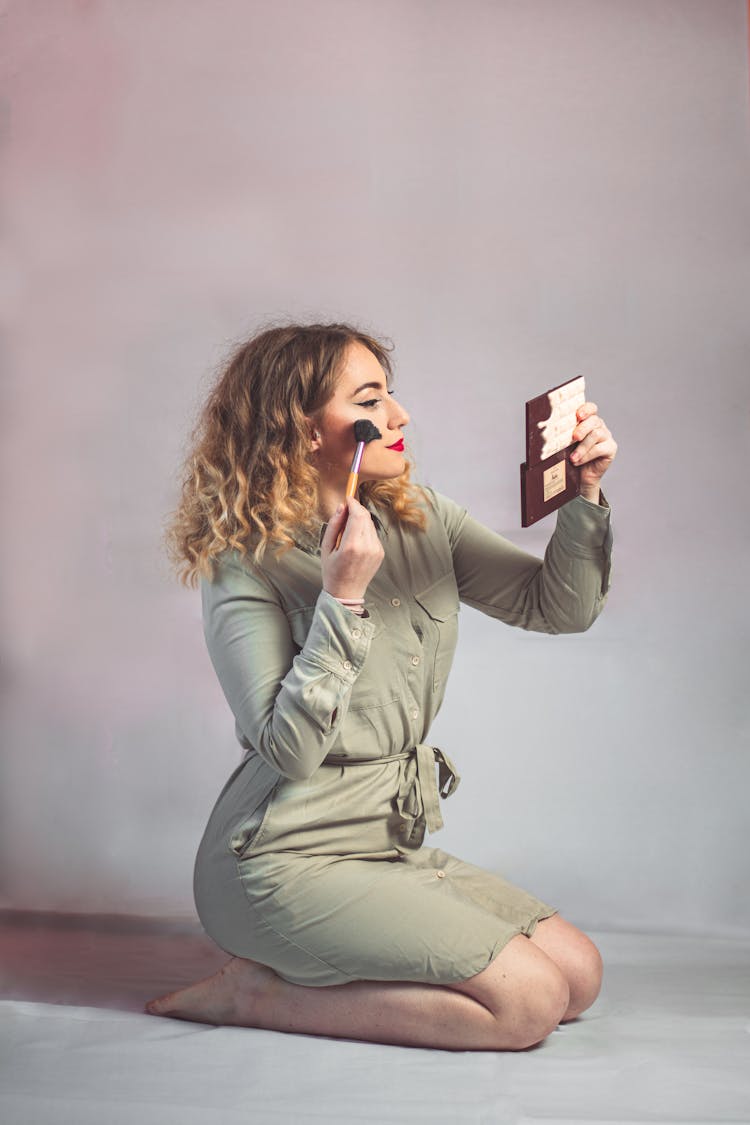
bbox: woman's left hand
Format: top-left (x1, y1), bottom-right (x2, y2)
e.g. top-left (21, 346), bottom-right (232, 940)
top-left (570, 402), bottom-right (617, 501)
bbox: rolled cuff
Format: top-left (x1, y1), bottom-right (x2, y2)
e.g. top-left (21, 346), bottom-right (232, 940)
top-left (555, 490), bottom-right (612, 553)
top-left (299, 589), bottom-right (378, 685)
top-left (554, 490), bottom-right (613, 595)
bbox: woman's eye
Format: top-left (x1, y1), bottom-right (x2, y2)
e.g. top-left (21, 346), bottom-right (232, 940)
top-left (355, 391), bottom-right (395, 409)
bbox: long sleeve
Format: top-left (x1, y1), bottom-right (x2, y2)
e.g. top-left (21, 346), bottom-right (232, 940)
top-left (200, 554), bottom-right (378, 780)
top-left (424, 488), bottom-right (613, 634)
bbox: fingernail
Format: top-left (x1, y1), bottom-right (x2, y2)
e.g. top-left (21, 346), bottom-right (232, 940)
top-left (336, 502), bottom-right (343, 514)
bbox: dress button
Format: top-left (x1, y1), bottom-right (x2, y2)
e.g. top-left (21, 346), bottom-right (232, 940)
top-left (411, 708), bottom-right (419, 719)
top-left (391, 597), bottom-right (401, 607)
top-left (342, 660), bottom-right (352, 671)
top-left (351, 628), bottom-right (362, 639)
top-left (436, 870), bottom-right (445, 879)
top-left (411, 655), bottom-right (420, 666)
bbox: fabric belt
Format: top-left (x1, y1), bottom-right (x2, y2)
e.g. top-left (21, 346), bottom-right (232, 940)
top-left (322, 744), bottom-right (461, 836)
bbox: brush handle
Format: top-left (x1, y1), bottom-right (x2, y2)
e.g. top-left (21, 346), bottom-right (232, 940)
top-left (333, 469), bottom-right (360, 549)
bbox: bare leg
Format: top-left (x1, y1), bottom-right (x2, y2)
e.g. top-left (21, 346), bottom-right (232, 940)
top-left (529, 914), bottom-right (603, 1021)
top-left (145, 934), bottom-right (570, 1052)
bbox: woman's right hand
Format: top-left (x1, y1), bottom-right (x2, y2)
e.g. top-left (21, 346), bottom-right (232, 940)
top-left (321, 496), bottom-right (385, 600)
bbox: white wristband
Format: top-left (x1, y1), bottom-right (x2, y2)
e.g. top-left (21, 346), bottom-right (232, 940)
top-left (334, 596), bottom-right (366, 617)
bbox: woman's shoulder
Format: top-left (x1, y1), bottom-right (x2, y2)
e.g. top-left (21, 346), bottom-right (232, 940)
top-left (200, 544), bottom-right (278, 595)
top-left (412, 482), bottom-right (469, 544)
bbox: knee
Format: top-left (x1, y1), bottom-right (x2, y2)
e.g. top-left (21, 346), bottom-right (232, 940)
top-left (508, 966), bottom-right (570, 1050)
top-left (564, 939), bottom-right (604, 1021)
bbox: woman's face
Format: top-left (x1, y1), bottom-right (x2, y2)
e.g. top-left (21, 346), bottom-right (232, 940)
top-left (309, 341), bottom-right (411, 485)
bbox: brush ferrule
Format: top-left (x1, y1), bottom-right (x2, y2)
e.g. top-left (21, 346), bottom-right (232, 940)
top-left (351, 441), bottom-right (365, 474)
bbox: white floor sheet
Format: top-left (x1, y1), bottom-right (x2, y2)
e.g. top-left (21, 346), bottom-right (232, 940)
top-left (0, 918), bottom-right (748, 1124)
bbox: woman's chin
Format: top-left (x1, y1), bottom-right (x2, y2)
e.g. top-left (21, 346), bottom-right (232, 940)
top-left (360, 463), bottom-right (406, 483)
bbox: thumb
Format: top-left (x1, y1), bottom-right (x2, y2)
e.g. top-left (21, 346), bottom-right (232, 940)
top-left (321, 502), bottom-right (346, 546)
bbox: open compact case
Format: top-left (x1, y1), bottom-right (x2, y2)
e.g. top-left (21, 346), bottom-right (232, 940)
top-left (520, 375), bottom-right (586, 526)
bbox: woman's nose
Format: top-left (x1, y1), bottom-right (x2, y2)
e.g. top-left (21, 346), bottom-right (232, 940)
top-left (389, 398), bottom-right (410, 428)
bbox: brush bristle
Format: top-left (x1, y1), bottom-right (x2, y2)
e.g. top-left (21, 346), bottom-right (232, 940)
top-left (354, 419), bottom-right (381, 444)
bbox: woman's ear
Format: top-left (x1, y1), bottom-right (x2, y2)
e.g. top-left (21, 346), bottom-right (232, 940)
top-left (305, 417), bottom-right (322, 451)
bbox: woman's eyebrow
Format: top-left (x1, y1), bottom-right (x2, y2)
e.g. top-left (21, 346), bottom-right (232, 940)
top-left (351, 381), bottom-right (391, 396)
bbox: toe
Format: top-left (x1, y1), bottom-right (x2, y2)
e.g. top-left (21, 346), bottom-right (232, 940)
top-left (144, 997), bottom-right (168, 1015)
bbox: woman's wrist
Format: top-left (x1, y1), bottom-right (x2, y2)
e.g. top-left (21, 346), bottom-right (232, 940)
top-left (334, 596), bottom-right (365, 617)
top-left (579, 484), bottom-right (602, 504)
top-left (324, 586), bottom-right (367, 601)
top-left (323, 586), bottom-right (368, 616)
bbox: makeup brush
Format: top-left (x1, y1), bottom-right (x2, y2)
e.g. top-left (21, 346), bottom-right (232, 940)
top-left (333, 419), bottom-right (382, 550)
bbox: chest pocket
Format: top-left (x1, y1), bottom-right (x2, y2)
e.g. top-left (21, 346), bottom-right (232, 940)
top-left (414, 570), bottom-right (460, 692)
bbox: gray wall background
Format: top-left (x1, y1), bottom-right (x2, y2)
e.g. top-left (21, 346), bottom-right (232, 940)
top-left (1, 0), bottom-right (748, 937)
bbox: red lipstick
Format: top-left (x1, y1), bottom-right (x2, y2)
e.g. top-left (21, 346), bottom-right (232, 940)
top-left (386, 438), bottom-right (405, 451)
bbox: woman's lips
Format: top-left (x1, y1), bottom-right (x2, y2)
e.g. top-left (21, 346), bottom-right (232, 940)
top-left (386, 438), bottom-right (405, 451)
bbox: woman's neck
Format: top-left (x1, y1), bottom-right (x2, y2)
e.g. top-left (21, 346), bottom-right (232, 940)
top-left (316, 477), bottom-right (350, 523)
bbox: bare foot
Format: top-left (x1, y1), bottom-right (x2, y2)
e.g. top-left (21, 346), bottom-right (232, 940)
top-left (144, 956), bottom-right (280, 1027)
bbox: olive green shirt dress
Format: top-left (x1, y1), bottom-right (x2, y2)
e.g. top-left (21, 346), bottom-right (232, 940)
top-left (192, 485), bottom-right (613, 987)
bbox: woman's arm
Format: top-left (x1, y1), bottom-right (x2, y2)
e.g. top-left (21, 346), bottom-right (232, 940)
top-left (201, 557), bottom-right (377, 781)
top-left (201, 497), bottom-right (385, 782)
top-left (429, 400), bottom-right (616, 634)
top-left (445, 491), bottom-right (613, 634)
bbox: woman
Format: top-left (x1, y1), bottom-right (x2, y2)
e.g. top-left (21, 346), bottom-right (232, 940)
top-left (147, 321), bottom-right (617, 1051)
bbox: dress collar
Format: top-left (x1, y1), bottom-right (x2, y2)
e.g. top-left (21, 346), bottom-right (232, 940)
top-left (293, 500), bottom-right (388, 557)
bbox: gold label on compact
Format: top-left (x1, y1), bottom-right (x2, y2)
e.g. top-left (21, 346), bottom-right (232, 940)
top-left (543, 460), bottom-right (566, 501)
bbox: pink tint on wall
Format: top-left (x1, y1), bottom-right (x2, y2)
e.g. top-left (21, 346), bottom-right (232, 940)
top-left (3, 3), bottom-right (125, 199)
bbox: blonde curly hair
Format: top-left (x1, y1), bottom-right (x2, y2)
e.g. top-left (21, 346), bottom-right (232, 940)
top-left (163, 320), bottom-right (428, 587)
